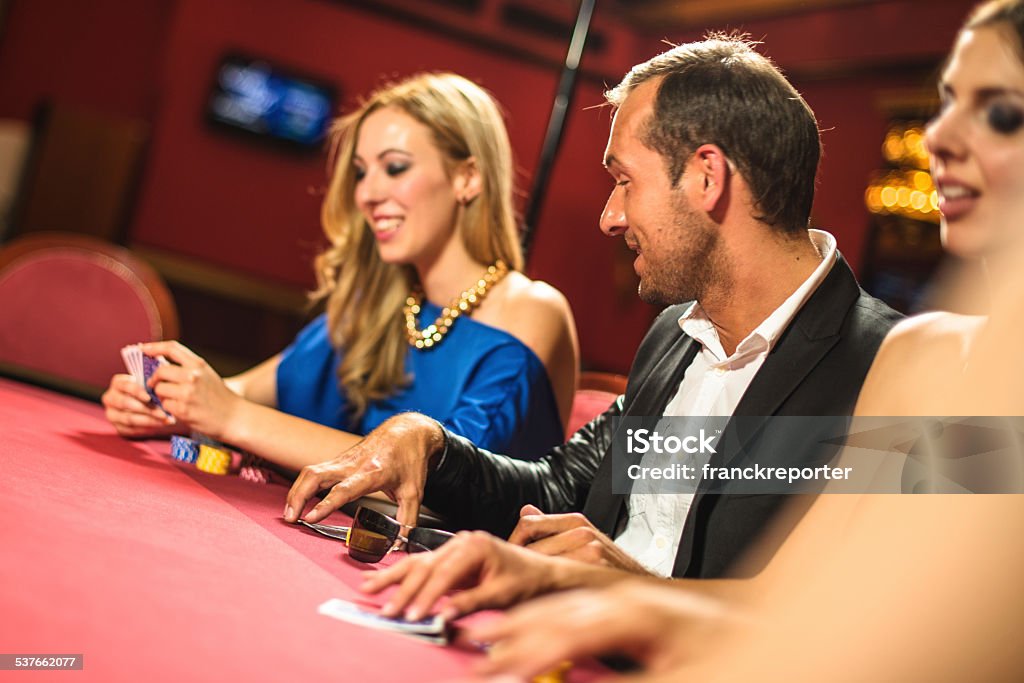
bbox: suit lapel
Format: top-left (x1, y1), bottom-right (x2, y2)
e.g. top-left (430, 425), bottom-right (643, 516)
top-left (672, 254), bottom-right (861, 576)
top-left (729, 259), bottom-right (858, 420)
top-left (585, 330), bottom-right (699, 535)
top-left (630, 335), bottom-right (699, 417)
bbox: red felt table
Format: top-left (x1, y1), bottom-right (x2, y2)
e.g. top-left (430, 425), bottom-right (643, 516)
top-left (0, 378), bottom-right (595, 682)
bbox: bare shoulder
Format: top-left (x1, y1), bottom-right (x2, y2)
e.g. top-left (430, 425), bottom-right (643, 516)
top-left (476, 272), bottom-right (577, 357)
top-left (856, 311), bottom-right (985, 415)
top-left (475, 271), bottom-right (580, 424)
top-left (880, 312), bottom-right (984, 360)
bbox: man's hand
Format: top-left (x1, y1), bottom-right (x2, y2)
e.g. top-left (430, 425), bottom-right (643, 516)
top-left (283, 412), bottom-right (444, 530)
top-left (467, 579), bottom-right (740, 680)
top-left (359, 531), bottom-right (570, 621)
top-left (507, 504), bottom-right (653, 575)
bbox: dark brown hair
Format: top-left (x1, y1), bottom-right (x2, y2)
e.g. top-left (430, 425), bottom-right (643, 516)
top-left (606, 34), bottom-right (821, 233)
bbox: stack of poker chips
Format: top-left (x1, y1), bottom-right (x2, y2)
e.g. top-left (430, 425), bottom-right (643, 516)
top-left (196, 444), bottom-right (232, 475)
top-left (238, 452), bottom-right (273, 484)
top-left (168, 434), bottom-right (274, 484)
top-left (170, 435), bottom-right (200, 464)
top-left (192, 433), bottom-right (233, 475)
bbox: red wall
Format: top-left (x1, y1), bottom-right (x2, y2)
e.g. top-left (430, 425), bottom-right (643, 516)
top-left (0, 0), bottom-right (980, 374)
top-left (0, 0), bottom-right (172, 120)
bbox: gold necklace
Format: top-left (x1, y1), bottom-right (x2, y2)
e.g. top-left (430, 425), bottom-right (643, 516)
top-left (404, 260), bottom-right (509, 349)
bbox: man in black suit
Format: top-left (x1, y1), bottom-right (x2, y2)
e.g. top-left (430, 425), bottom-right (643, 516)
top-left (283, 35), bottom-right (900, 616)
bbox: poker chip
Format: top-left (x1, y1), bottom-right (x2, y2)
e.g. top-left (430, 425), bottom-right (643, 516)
top-left (238, 452), bottom-right (272, 484)
top-left (196, 444), bottom-right (232, 475)
top-left (239, 465), bottom-right (269, 484)
top-left (170, 435), bottom-right (199, 464)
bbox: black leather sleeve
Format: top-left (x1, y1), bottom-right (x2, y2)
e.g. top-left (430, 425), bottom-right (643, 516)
top-left (422, 396), bottom-right (622, 538)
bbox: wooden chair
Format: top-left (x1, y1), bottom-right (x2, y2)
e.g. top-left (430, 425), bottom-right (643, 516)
top-left (567, 370), bottom-right (629, 436)
top-left (0, 232), bottom-right (178, 399)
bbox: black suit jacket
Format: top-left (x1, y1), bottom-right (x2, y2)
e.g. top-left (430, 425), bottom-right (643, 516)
top-left (424, 254), bottom-right (901, 577)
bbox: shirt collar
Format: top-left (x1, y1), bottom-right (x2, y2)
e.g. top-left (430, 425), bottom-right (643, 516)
top-left (678, 229), bottom-right (838, 363)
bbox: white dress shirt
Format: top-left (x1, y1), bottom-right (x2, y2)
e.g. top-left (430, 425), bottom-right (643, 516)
top-left (614, 230), bottom-right (838, 576)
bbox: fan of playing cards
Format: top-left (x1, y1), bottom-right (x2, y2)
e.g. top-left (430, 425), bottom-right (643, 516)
top-left (120, 344), bottom-right (171, 416)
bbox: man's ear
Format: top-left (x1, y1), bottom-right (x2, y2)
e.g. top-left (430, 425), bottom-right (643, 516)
top-left (691, 144), bottom-right (731, 213)
top-left (453, 157), bottom-right (482, 205)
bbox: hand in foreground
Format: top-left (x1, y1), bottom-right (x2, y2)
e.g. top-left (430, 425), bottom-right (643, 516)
top-left (507, 504), bottom-right (653, 575)
top-left (102, 373), bottom-right (178, 438)
top-left (468, 579), bottom-right (740, 680)
top-left (140, 341), bottom-right (241, 440)
top-left (283, 412), bottom-right (445, 530)
top-left (359, 530), bottom-right (569, 621)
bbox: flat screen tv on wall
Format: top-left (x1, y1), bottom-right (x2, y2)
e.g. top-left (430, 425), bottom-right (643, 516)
top-left (206, 53), bottom-right (337, 153)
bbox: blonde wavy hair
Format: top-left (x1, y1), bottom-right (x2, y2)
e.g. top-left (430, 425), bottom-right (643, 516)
top-left (313, 72), bottom-right (524, 420)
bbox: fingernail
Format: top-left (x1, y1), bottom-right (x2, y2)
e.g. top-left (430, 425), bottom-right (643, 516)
top-left (380, 602), bottom-right (396, 617)
top-left (405, 607), bottom-right (423, 621)
top-left (284, 505), bottom-right (294, 520)
top-left (439, 606), bottom-right (457, 621)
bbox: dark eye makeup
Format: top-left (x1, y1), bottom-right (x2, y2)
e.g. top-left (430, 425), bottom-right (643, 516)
top-left (987, 102), bottom-right (1024, 135)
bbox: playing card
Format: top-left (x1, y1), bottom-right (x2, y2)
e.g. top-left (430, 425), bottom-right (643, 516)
top-left (317, 598), bottom-right (449, 645)
top-left (141, 352), bottom-right (166, 408)
top-left (120, 345), bottom-right (139, 378)
top-left (120, 344), bottom-right (171, 416)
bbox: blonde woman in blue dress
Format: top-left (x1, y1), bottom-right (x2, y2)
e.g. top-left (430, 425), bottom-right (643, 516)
top-left (102, 73), bottom-right (579, 472)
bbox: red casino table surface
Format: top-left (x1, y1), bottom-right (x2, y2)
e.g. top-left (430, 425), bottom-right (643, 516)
top-left (0, 378), bottom-right (601, 682)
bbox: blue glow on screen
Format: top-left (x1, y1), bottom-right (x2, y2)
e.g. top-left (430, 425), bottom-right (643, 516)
top-left (208, 57), bottom-right (334, 148)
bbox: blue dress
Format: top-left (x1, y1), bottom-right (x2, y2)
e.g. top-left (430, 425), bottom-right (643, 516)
top-left (275, 304), bottom-right (564, 459)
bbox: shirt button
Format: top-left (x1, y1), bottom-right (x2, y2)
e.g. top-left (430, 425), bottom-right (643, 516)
top-left (713, 367), bottom-right (726, 376)
top-left (655, 536), bottom-right (668, 549)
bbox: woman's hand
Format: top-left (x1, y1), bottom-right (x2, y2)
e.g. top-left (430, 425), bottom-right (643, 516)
top-left (101, 373), bottom-right (178, 438)
top-left (140, 341), bottom-right (243, 441)
top-left (468, 579), bottom-right (742, 680)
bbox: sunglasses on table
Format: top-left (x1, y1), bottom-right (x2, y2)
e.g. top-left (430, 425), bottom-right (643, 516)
top-left (299, 505), bottom-right (455, 563)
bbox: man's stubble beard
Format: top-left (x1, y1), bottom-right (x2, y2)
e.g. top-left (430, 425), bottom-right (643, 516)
top-left (636, 196), bottom-right (725, 307)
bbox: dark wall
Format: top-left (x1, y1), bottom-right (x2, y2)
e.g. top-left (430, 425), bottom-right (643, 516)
top-left (0, 0), bottom-right (173, 120)
top-left (0, 0), bottom-right (978, 374)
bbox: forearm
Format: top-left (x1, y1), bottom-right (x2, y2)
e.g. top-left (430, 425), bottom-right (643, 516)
top-left (545, 555), bottom-right (637, 593)
top-left (424, 403), bottom-right (617, 536)
top-left (219, 400), bottom-right (362, 472)
top-left (224, 353), bottom-right (281, 407)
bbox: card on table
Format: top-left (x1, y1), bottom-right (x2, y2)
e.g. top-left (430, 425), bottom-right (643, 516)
top-left (317, 598), bottom-right (449, 645)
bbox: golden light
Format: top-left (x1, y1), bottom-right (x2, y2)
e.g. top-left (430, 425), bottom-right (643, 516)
top-left (880, 186), bottom-right (898, 209)
top-left (883, 132), bottom-right (904, 162)
top-left (896, 187), bottom-right (911, 208)
top-left (865, 186), bottom-right (883, 212)
top-left (912, 171), bottom-right (932, 192)
top-left (904, 128), bottom-right (924, 154)
top-left (910, 190), bottom-right (927, 211)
